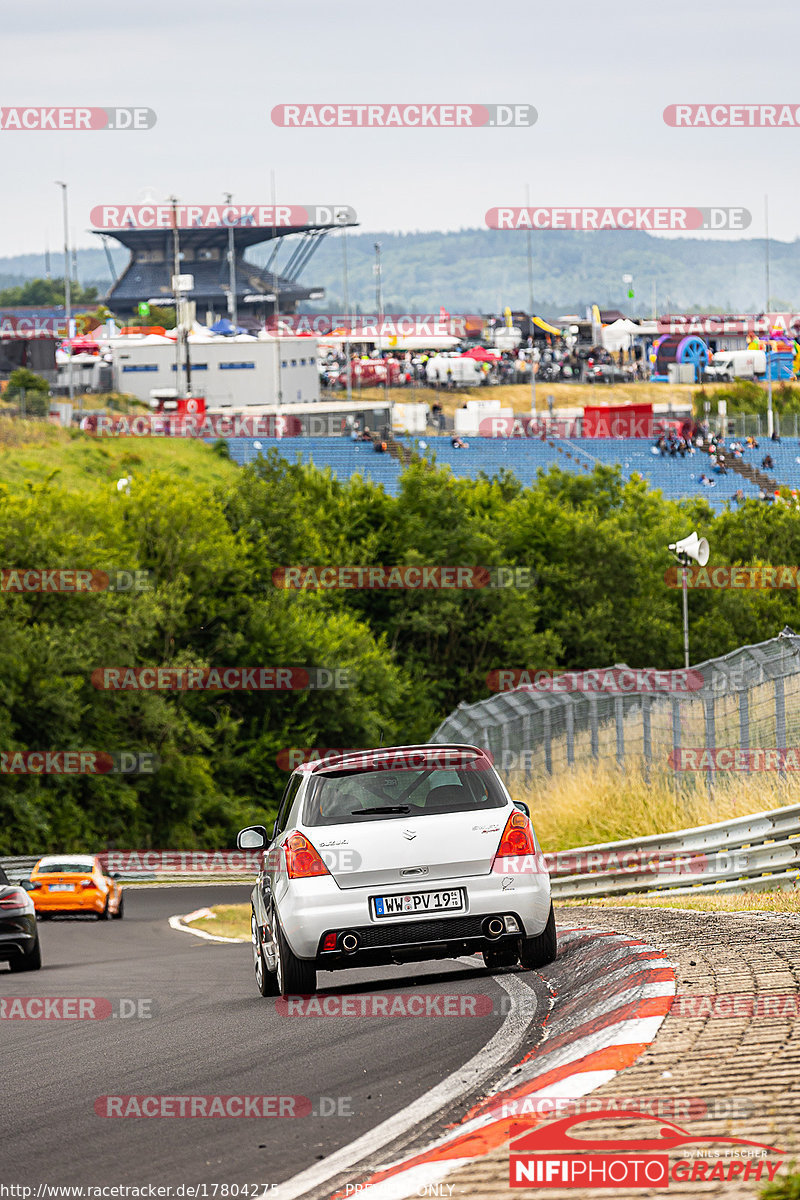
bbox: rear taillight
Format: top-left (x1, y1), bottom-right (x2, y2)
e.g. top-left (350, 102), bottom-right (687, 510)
top-left (494, 810), bottom-right (537, 861)
top-left (80, 879), bottom-right (95, 889)
top-left (284, 832), bottom-right (330, 879)
top-left (0, 889), bottom-right (29, 909)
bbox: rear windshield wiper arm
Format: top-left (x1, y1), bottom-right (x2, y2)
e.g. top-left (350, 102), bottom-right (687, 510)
top-left (351, 804), bottom-right (412, 815)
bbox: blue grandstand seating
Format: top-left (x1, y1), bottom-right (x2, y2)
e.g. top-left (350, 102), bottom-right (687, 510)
top-left (218, 435), bottom-right (800, 510)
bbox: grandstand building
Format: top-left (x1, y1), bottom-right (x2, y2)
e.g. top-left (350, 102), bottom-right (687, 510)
top-left (94, 217), bottom-right (347, 323)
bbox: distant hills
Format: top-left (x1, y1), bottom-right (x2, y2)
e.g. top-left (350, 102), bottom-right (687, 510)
top-left (1, 228), bottom-right (797, 318)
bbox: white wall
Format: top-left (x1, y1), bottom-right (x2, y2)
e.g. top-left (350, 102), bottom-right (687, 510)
top-left (111, 337), bottom-right (320, 406)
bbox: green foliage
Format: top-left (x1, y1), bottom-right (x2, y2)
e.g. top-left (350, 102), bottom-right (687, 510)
top-left (3, 441), bottom-right (800, 855)
top-left (5, 369), bottom-right (50, 416)
top-left (695, 381), bottom-right (800, 416)
top-left (0, 277), bottom-right (98, 306)
top-left (761, 1167), bottom-right (800, 1199)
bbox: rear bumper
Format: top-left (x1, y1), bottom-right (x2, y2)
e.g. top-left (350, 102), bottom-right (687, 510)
top-left (273, 871), bottom-right (551, 961)
top-left (33, 890), bottom-right (105, 914)
top-left (0, 917), bottom-right (38, 959)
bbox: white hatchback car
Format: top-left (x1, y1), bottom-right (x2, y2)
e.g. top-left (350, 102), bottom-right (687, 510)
top-left (237, 744), bottom-right (555, 997)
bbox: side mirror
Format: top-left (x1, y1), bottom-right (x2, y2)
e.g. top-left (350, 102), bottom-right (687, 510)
top-left (237, 825), bottom-right (269, 850)
top-left (111, 872), bottom-right (122, 881)
top-left (18, 878), bottom-right (34, 891)
top-left (513, 800), bottom-right (531, 817)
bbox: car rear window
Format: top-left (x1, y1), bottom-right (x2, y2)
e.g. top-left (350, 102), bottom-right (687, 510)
top-left (303, 766), bottom-right (506, 827)
top-left (36, 862), bottom-right (95, 874)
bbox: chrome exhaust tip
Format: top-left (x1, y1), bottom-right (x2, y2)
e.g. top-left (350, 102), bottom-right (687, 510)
top-left (341, 932), bottom-right (359, 953)
top-left (485, 918), bottom-right (505, 939)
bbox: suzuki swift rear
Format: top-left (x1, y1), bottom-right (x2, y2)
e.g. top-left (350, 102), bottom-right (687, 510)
top-left (238, 744), bottom-right (555, 997)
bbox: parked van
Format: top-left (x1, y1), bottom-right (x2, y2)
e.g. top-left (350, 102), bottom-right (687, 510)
top-left (707, 350), bottom-right (766, 381)
top-left (425, 354), bottom-right (485, 386)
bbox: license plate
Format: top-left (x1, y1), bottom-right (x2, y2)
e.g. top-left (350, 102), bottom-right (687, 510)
top-left (49, 884), bottom-right (74, 892)
top-left (372, 888), bottom-right (465, 918)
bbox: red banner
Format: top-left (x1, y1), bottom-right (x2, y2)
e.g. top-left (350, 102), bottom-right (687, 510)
top-left (582, 404), bottom-right (654, 438)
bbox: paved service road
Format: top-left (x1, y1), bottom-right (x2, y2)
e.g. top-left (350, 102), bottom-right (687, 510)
top-left (1, 886), bottom-right (547, 1190)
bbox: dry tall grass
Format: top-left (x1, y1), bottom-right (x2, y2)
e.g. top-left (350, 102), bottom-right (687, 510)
top-left (512, 764), bottom-right (799, 851)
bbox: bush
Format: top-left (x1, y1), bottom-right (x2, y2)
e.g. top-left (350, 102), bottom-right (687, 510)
top-left (695, 381), bottom-right (800, 416)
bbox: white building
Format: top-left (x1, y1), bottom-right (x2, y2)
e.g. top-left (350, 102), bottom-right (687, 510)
top-left (110, 333), bottom-right (320, 407)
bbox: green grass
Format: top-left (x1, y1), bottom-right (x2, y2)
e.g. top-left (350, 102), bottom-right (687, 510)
top-left (0, 419), bottom-right (239, 493)
top-left (557, 891), bottom-right (800, 913)
top-left (184, 903), bottom-right (250, 940)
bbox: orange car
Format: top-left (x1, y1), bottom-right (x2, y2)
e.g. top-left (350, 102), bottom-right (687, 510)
top-left (27, 855), bottom-right (124, 920)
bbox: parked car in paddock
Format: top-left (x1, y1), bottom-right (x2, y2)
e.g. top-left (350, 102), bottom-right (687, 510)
top-left (0, 865), bottom-right (42, 971)
top-left (25, 855), bottom-right (124, 920)
top-left (238, 743), bottom-right (556, 997)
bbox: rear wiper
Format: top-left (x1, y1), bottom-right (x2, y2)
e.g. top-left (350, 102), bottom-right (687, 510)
top-left (351, 804), bottom-right (412, 815)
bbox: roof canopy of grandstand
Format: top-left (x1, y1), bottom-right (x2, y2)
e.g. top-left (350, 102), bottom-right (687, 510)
top-left (93, 208), bottom-right (359, 316)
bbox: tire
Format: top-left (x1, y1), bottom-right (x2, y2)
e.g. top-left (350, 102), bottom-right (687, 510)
top-left (112, 893), bottom-right (124, 920)
top-left (519, 903), bottom-right (557, 969)
top-left (274, 914), bottom-right (316, 997)
top-left (483, 943), bottom-right (519, 970)
top-left (251, 910), bottom-right (279, 997)
top-left (98, 895), bottom-right (110, 921)
top-left (9, 938), bottom-right (42, 972)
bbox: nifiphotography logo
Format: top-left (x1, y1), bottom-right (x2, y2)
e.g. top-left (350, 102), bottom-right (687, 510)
top-left (509, 1110), bottom-right (785, 1188)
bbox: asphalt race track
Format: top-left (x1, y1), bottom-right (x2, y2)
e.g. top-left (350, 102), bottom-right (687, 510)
top-left (1, 885), bottom-right (550, 1191)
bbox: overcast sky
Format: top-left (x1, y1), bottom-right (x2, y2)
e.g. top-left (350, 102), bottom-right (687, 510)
top-left (1, 0), bottom-right (796, 258)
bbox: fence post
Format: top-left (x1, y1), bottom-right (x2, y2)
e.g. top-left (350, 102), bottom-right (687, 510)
top-left (642, 695), bottom-right (652, 780)
top-left (566, 702), bottom-right (575, 768)
top-left (704, 694), bottom-right (716, 797)
top-left (672, 698), bottom-right (681, 793)
top-left (522, 713), bottom-right (532, 784)
top-left (590, 698), bottom-right (599, 761)
top-left (543, 707), bottom-right (552, 775)
top-left (615, 696), bottom-right (624, 767)
top-left (775, 676), bottom-right (787, 778)
top-left (739, 689), bottom-right (749, 753)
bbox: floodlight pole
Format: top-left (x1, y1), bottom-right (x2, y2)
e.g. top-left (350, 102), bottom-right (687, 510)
top-left (55, 181), bottom-right (74, 406)
top-left (681, 564), bottom-right (690, 669)
top-left (525, 183), bottom-right (536, 414)
top-left (765, 195), bottom-right (774, 438)
top-left (225, 192), bottom-right (239, 334)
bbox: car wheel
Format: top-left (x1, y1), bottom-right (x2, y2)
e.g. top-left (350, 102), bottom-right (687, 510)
top-left (252, 911), bottom-right (279, 997)
top-left (483, 943), bottom-right (519, 970)
top-left (9, 938), bottom-right (42, 972)
top-left (98, 896), bottom-right (110, 921)
top-left (274, 914), bottom-right (316, 997)
top-left (519, 903), bottom-right (557, 969)
top-left (112, 894), bottom-right (124, 920)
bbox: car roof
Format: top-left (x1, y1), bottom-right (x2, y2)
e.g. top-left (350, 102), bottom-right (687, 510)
top-left (35, 855), bottom-right (97, 867)
top-left (297, 743), bottom-right (493, 776)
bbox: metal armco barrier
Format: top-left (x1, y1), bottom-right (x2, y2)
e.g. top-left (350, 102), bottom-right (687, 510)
top-left (0, 851), bottom-right (257, 883)
top-left (547, 801), bottom-right (800, 897)
top-left (4, 805), bottom-right (800, 896)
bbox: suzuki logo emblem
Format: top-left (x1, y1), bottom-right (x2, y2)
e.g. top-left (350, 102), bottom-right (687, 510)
top-left (402, 830), bottom-right (417, 840)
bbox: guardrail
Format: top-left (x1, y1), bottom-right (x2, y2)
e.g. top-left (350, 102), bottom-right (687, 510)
top-left (4, 804), bottom-right (800, 897)
top-left (547, 801), bottom-right (800, 898)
